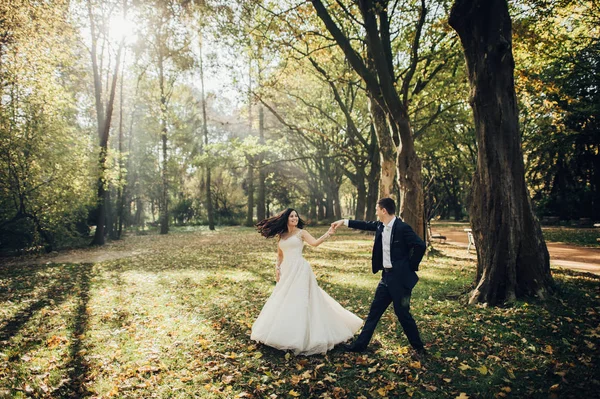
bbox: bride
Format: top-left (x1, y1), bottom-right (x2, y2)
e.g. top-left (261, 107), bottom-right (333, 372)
top-left (251, 208), bottom-right (363, 355)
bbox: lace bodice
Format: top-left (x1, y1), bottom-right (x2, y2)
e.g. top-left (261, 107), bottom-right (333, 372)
top-left (279, 230), bottom-right (304, 259)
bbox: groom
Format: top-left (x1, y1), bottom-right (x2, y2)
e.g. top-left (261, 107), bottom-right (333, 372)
top-left (331, 198), bottom-right (427, 357)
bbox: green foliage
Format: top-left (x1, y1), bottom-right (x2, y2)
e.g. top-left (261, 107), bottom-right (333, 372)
top-left (0, 228), bottom-right (598, 398)
top-left (0, 0), bottom-right (95, 252)
top-left (513, 2), bottom-right (599, 221)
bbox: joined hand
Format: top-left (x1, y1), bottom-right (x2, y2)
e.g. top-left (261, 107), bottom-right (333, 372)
top-left (330, 220), bottom-right (344, 231)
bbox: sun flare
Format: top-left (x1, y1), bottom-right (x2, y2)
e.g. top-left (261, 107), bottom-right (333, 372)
top-left (108, 14), bottom-right (136, 41)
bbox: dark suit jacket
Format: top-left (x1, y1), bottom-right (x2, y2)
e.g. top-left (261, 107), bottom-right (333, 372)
top-left (348, 218), bottom-right (426, 290)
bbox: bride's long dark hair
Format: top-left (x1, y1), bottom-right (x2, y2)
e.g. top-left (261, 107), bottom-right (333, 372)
top-left (256, 208), bottom-right (306, 238)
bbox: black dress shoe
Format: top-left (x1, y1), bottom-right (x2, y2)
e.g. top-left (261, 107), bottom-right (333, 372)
top-left (410, 347), bottom-right (427, 361)
top-left (341, 343), bottom-right (366, 353)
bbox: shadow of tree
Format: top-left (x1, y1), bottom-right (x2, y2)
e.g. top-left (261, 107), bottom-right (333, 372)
top-left (61, 263), bottom-right (93, 398)
top-left (0, 263), bottom-right (95, 398)
top-left (1, 264), bottom-right (81, 344)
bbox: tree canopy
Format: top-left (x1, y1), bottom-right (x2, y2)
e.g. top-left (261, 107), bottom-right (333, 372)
top-left (1, 0), bottom-right (596, 270)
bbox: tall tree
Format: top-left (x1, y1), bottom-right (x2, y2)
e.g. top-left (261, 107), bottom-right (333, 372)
top-left (310, 0), bottom-right (445, 237)
top-left (449, 0), bottom-right (554, 305)
top-left (89, 0), bottom-right (126, 246)
top-left (138, 0), bottom-right (193, 234)
top-left (198, 33), bottom-right (215, 230)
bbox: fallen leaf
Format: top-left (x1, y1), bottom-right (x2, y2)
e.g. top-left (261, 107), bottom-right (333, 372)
top-left (409, 361), bottom-right (421, 369)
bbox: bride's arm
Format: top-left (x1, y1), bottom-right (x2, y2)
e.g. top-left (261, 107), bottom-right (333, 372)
top-left (275, 244), bottom-right (283, 282)
top-left (300, 227), bottom-right (335, 247)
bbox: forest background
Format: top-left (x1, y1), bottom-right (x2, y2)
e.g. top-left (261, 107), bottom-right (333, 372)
top-left (0, 0), bottom-right (598, 253)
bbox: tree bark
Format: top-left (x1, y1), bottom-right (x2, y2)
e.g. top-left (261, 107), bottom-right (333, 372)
top-left (90, 15), bottom-right (124, 245)
top-left (366, 125), bottom-right (381, 221)
top-left (117, 60), bottom-right (125, 239)
top-left (355, 174), bottom-right (367, 220)
top-left (245, 161), bottom-right (254, 226)
top-left (449, 0), bottom-right (553, 305)
top-left (256, 104), bottom-right (266, 221)
top-left (367, 94), bottom-right (395, 198)
top-left (199, 37), bottom-right (214, 230)
top-left (158, 54), bottom-right (169, 235)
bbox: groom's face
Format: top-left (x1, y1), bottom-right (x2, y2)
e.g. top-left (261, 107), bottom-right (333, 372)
top-left (375, 205), bottom-right (384, 221)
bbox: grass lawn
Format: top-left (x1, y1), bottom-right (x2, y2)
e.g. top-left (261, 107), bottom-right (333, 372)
top-left (1, 227), bottom-right (599, 398)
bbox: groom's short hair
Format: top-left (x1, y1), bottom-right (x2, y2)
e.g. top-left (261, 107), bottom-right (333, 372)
top-left (377, 198), bottom-right (396, 215)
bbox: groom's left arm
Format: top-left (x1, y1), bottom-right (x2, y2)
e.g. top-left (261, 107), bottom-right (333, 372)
top-left (402, 224), bottom-right (426, 271)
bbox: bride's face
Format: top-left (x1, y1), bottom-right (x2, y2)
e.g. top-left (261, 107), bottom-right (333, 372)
top-left (288, 211), bottom-right (299, 227)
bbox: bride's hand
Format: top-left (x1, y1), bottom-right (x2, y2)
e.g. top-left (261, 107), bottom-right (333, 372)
top-left (327, 226), bottom-right (336, 235)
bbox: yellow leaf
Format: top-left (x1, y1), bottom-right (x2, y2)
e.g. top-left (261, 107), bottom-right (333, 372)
top-left (409, 361), bottom-right (421, 369)
top-left (377, 387), bottom-right (388, 396)
top-left (501, 387), bottom-right (511, 393)
top-left (542, 345), bottom-right (553, 354)
top-left (253, 352), bottom-right (263, 359)
top-left (455, 393), bottom-right (469, 399)
top-left (459, 363), bottom-right (471, 371)
top-left (476, 365), bottom-right (488, 375)
top-left (289, 390), bottom-right (301, 397)
top-left (443, 378), bottom-right (452, 383)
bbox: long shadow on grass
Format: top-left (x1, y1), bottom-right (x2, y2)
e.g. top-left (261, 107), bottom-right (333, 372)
top-left (57, 263), bottom-right (93, 399)
top-left (1, 263), bottom-right (95, 398)
top-left (0, 264), bottom-right (83, 344)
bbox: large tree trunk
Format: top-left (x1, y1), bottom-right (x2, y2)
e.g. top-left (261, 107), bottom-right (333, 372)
top-left (449, 0), bottom-right (553, 305)
top-left (367, 94), bottom-right (395, 198)
top-left (395, 119), bottom-right (424, 238)
top-left (366, 125), bottom-right (381, 221)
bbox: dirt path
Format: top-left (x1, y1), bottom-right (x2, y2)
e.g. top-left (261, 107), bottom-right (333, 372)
top-left (0, 247), bottom-right (151, 267)
top-left (432, 227), bottom-right (600, 275)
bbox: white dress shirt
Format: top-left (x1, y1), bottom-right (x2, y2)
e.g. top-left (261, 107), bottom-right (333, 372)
top-left (344, 217), bottom-right (396, 268)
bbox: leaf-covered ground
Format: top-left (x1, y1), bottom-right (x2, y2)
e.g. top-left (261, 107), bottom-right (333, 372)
top-left (1, 227), bottom-right (599, 398)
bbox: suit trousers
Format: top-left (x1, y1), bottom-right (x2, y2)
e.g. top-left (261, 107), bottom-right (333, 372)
top-left (353, 269), bottom-right (424, 350)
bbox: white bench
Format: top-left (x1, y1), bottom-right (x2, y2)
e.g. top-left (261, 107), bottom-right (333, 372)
top-left (465, 228), bottom-right (475, 252)
top-left (427, 224), bottom-right (446, 243)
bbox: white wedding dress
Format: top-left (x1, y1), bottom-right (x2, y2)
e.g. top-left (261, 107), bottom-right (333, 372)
top-left (251, 230), bottom-right (363, 355)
